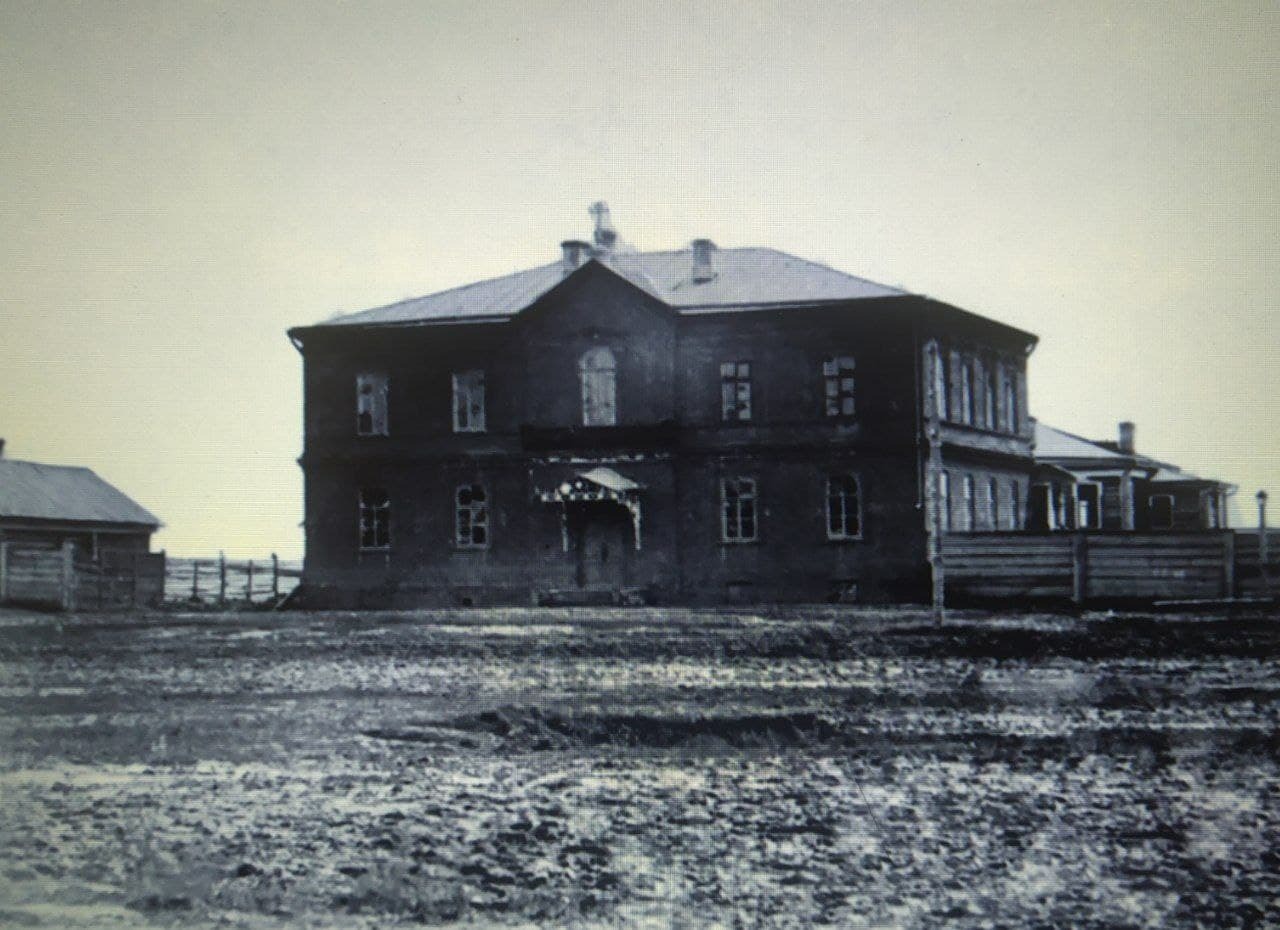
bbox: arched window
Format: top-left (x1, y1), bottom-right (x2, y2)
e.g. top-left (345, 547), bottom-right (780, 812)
top-left (579, 347), bottom-right (617, 426)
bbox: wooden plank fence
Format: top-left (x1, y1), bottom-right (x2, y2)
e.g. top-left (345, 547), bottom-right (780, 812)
top-left (164, 554), bottom-right (302, 605)
top-left (0, 542), bottom-right (165, 610)
top-left (942, 530), bottom-right (1261, 605)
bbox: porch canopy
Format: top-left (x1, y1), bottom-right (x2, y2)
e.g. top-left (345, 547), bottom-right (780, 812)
top-left (534, 466), bottom-right (645, 550)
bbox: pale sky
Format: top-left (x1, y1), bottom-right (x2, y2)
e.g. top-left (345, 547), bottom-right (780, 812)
top-left (2, 1), bottom-right (1277, 558)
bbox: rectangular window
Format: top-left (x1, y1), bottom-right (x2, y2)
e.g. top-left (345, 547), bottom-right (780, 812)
top-left (823, 356), bottom-right (856, 418)
top-left (961, 474), bottom-right (976, 531)
top-left (455, 484), bottom-right (490, 548)
top-left (1077, 483), bottom-right (1101, 530)
top-left (932, 345), bottom-right (948, 419)
top-left (1149, 494), bottom-right (1174, 530)
top-left (356, 372), bottom-right (389, 436)
top-left (1002, 366), bottom-right (1019, 433)
top-left (987, 477), bottom-right (999, 530)
top-left (721, 476), bottom-right (758, 542)
top-left (960, 360), bottom-right (975, 426)
top-left (1007, 480), bottom-right (1021, 530)
top-left (826, 474), bottom-right (862, 539)
top-left (451, 370), bottom-right (486, 433)
top-left (720, 361), bottom-right (752, 421)
top-left (983, 366), bottom-right (996, 430)
top-left (940, 470), bottom-right (952, 531)
top-left (358, 488), bottom-right (390, 550)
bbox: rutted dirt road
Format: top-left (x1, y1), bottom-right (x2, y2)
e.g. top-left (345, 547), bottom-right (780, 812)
top-left (0, 607), bottom-right (1276, 928)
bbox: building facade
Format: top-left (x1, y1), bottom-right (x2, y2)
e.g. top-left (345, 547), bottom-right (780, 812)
top-left (0, 441), bottom-right (161, 557)
top-left (1031, 421), bottom-right (1234, 532)
top-left (289, 209), bottom-right (1038, 606)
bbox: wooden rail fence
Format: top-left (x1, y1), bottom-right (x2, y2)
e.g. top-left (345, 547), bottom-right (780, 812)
top-left (164, 554), bottom-right (302, 605)
top-left (943, 530), bottom-right (1276, 605)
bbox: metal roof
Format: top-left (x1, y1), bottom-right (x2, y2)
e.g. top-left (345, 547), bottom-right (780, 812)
top-left (0, 459), bottom-right (161, 527)
top-left (1033, 423), bottom-right (1130, 462)
top-left (315, 247), bottom-right (909, 328)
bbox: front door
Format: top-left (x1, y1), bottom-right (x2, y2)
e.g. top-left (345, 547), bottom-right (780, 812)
top-left (571, 503), bottom-right (631, 590)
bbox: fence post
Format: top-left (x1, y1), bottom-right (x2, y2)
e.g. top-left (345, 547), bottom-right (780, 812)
top-left (61, 541), bottom-right (76, 611)
top-left (1071, 532), bottom-right (1088, 606)
top-left (218, 551), bottom-right (226, 605)
top-left (271, 553), bottom-right (279, 600)
top-left (247, 559), bottom-right (254, 603)
top-left (191, 559), bottom-right (200, 601)
top-left (1222, 530), bottom-right (1236, 599)
top-left (0, 540), bottom-right (8, 602)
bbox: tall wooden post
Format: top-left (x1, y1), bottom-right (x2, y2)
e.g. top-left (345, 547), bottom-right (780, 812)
top-left (1071, 532), bottom-right (1088, 606)
top-left (246, 559), bottom-right (255, 602)
top-left (271, 553), bottom-right (279, 599)
top-left (218, 551), bottom-right (227, 605)
top-left (1222, 530), bottom-right (1236, 599)
top-left (60, 541), bottom-right (76, 611)
top-left (0, 540), bottom-right (9, 603)
top-left (191, 559), bottom-right (200, 601)
top-left (923, 340), bottom-right (946, 624)
top-left (1258, 491), bottom-right (1270, 596)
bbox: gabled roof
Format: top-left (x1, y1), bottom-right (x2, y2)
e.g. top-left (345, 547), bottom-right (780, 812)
top-left (312, 248), bottom-right (909, 328)
top-left (1033, 423), bottom-right (1132, 463)
top-left (0, 459), bottom-right (161, 527)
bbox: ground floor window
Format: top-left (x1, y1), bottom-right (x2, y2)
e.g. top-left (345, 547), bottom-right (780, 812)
top-left (1077, 482), bottom-right (1102, 529)
top-left (826, 473), bottom-right (862, 539)
top-left (456, 484), bottom-right (490, 547)
top-left (1006, 480), bottom-right (1021, 530)
top-left (1148, 494), bottom-right (1174, 530)
top-left (987, 477), bottom-right (999, 530)
top-left (359, 488), bottom-right (390, 549)
top-left (721, 477), bottom-right (757, 542)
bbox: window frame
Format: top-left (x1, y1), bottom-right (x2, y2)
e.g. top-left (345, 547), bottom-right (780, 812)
top-left (961, 473), bottom-right (976, 532)
top-left (1148, 493), bottom-right (1174, 530)
top-left (987, 477), bottom-right (999, 530)
top-left (826, 473), bottom-right (863, 541)
top-left (1006, 479), bottom-right (1021, 530)
top-left (1002, 365), bottom-right (1019, 433)
top-left (1076, 482), bottom-right (1102, 530)
top-left (451, 369), bottom-right (487, 433)
top-left (454, 483), bottom-right (491, 549)
top-left (358, 487), bottom-right (391, 551)
top-left (720, 476), bottom-right (758, 543)
top-left (720, 361), bottom-right (753, 422)
top-left (355, 372), bottom-right (389, 437)
top-left (579, 347), bottom-right (618, 427)
top-left (940, 470), bottom-right (952, 532)
top-left (822, 356), bottom-right (856, 419)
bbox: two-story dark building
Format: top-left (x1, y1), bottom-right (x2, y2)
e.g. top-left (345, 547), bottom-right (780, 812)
top-left (289, 206), bottom-right (1038, 606)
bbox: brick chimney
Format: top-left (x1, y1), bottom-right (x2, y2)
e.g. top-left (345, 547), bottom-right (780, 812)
top-left (690, 239), bottom-right (717, 283)
top-left (1118, 421), bottom-right (1135, 454)
top-left (561, 240), bottom-right (592, 272)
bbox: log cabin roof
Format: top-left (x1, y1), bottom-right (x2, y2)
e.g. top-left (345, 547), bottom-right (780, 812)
top-left (0, 459), bottom-right (161, 527)
top-left (311, 248), bottom-right (909, 328)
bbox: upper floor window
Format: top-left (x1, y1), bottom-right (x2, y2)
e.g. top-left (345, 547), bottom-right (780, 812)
top-left (982, 365), bottom-right (996, 430)
top-left (579, 347), bottom-right (617, 426)
top-left (721, 476), bottom-right (758, 542)
top-left (1002, 366), bottom-right (1019, 433)
top-left (358, 487), bottom-right (390, 549)
top-left (959, 360), bottom-right (975, 426)
top-left (823, 356), bottom-right (856, 418)
top-left (721, 361), bottom-right (752, 421)
top-left (940, 470), bottom-right (952, 531)
top-left (356, 372), bottom-right (389, 436)
top-left (826, 474), bottom-right (862, 540)
top-left (455, 484), bottom-right (490, 548)
top-left (931, 346), bottom-right (948, 419)
top-left (452, 370), bottom-right (486, 433)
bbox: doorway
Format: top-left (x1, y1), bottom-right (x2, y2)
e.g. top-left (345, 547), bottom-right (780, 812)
top-left (569, 502), bottom-right (632, 590)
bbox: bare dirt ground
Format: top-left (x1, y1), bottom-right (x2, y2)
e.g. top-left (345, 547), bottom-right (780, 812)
top-left (0, 606), bottom-right (1277, 929)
